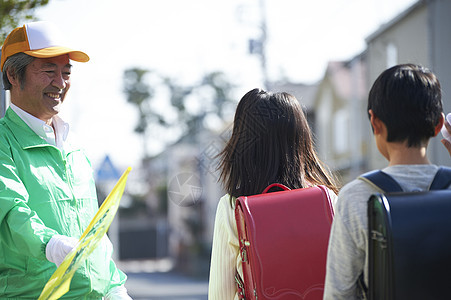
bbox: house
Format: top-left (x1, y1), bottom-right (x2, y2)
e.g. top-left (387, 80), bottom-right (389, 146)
top-left (313, 56), bottom-right (369, 184)
top-left (138, 127), bottom-right (227, 275)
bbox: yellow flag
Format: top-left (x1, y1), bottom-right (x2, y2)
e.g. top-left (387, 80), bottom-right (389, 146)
top-left (38, 167), bottom-right (132, 300)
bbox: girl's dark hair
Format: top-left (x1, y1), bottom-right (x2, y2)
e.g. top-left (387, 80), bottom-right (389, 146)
top-left (217, 88), bottom-right (339, 203)
top-left (367, 63), bottom-right (443, 147)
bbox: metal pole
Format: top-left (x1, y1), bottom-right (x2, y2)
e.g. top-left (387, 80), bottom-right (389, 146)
top-left (259, 0), bottom-right (269, 89)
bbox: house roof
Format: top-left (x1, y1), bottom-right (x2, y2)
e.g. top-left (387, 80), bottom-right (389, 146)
top-left (313, 53), bottom-right (367, 112)
top-left (325, 56), bottom-right (367, 99)
top-left (365, 0), bottom-right (424, 43)
top-left (268, 81), bottom-right (319, 110)
top-left (325, 61), bottom-right (352, 100)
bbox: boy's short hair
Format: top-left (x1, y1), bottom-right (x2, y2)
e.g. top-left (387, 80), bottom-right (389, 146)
top-left (367, 63), bottom-right (443, 147)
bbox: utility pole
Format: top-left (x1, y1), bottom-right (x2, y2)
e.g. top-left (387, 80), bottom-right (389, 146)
top-left (248, 0), bottom-right (269, 89)
top-left (259, 0), bottom-right (269, 89)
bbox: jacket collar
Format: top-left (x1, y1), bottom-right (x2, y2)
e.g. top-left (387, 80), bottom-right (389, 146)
top-left (4, 108), bottom-right (80, 153)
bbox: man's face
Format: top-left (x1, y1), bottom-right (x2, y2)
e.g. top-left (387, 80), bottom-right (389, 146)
top-left (12, 54), bottom-right (72, 123)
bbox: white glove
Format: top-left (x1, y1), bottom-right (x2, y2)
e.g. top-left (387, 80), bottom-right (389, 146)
top-left (45, 235), bottom-right (78, 267)
top-left (441, 113), bottom-right (451, 142)
top-left (105, 285), bottom-right (133, 300)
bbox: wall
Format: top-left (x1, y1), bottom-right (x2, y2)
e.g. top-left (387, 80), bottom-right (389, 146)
top-left (428, 0), bottom-right (451, 166)
top-left (365, 3), bottom-right (433, 169)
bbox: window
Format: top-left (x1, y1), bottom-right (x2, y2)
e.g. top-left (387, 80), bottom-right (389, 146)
top-left (386, 43), bottom-right (398, 68)
top-left (334, 109), bottom-right (348, 154)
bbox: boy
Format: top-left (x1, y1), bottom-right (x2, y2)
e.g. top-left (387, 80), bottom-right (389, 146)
top-left (323, 64), bottom-right (447, 299)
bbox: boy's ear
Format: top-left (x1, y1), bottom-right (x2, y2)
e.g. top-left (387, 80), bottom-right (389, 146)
top-left (369, 109), bottom-right (384, 134)
top-left (433, 112), bottom-right (445, 137)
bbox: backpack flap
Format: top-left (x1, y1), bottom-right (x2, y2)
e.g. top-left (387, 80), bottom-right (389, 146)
top-left (235, 185), bottom-right (334, 300)
top-left (384, 190), bottom-right (451, 300)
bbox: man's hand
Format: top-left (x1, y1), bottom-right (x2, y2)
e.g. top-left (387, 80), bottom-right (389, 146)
top-left (105, 285), bottom-right (133, 300)
top-left (45, 235), bottom-right (78, 267)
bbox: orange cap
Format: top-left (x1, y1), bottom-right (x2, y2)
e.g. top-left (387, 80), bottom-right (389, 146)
top-left (1, 21), bottom-right (89, 71)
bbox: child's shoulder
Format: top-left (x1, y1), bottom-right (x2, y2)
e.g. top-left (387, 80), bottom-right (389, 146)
top-left (339, 176), bottom-right (379, 196)
top-left (335, 177), bottom-right (379, 212)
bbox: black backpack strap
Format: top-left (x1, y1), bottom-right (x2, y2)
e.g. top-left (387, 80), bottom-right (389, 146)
top-left (429, 167), bottom-right (451, 190)
top-left (359, 170), bottom-right (403, 193)
top-left (358, 273), bottom-right (369, 300)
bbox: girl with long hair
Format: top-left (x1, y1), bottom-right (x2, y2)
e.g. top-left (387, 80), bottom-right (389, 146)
top-left (208, 88), bottom-right (339, 299)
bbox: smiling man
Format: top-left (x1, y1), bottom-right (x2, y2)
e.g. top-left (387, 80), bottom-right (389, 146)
top-left (0, 21), bottom-right (131, 299)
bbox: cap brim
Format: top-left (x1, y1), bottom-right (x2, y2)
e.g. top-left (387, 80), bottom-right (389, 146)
top-left (24, 46), bottom-right (90, 62)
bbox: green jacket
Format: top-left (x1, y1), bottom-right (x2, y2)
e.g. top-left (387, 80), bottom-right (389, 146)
top-left (0, 108), bottom-right (126, 299)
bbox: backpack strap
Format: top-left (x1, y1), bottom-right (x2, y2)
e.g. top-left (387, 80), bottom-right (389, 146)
top-left (262, 183), bottom-right (290, 193)
top-left (360, 167), bottom-right (451, 192)
top-left (359, 170), bottom-right (403, 193)
top-left (429, 166), bottom-right (451, 190)
top-left (357, 170), bottom-right (402, 299)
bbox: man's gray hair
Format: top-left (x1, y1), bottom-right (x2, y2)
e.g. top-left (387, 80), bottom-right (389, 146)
top-left (2, 53), bottom-right (35, 90)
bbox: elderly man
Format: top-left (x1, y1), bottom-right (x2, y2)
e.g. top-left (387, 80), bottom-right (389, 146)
top-left (0, 21), bottom-right (131, 299)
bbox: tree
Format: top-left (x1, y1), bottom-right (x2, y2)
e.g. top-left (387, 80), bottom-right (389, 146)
top-left (123, 68), bottom-right (235, 158)
top-left (123, 68), bottom-right (153, 134)
top-left (0, 0), bottom-right (50, 41)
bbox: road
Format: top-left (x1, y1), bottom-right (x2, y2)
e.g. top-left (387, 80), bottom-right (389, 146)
top-left (118, 260), bottom-right (208, 300)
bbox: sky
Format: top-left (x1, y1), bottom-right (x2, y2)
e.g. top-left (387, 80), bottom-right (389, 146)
top-left (33, 0), bottom-right (418, 174)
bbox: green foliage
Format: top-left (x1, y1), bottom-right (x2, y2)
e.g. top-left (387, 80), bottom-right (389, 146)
top-left (201, 71), bottom-right (235, 119)
top-left (0, 0), bottom-right (50, 42)
top-left (123, 68), bottom-right (153, 133)
top-left (123, 67), bottom-right (236, 155)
